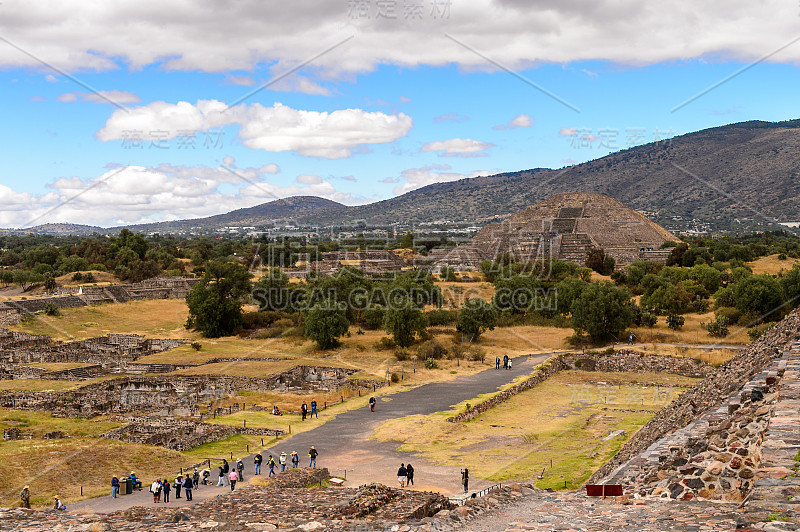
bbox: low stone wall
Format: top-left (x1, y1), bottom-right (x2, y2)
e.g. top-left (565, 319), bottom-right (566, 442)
top-left (99, 418), bottom-right (284, 451)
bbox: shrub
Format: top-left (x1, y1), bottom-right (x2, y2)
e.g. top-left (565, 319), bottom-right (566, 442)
top-left (715, 307), bottom-right (742, 325)
top-left (361, 306), bottom-right (386, 330)
top-left (87, 263), bottom-right (107, 272)
top-left (417, 339), bottom-right (448, 360)
top-left (424, 357), bottom-right (439, 369)
top-left (394, 349), bottom-right (411, 361)
top-left (468, 345), bottom-right (486, 363)
top-left (779, 253), bottom-right (788, 260)
top-left (747, 326), bottom-right (763, 341)
top-left (190, 341), bottom-right (202, 351)
top-left (282, 326), bottom-right (305, 338)
top-left (71, 272), bottom-right (83, 281)
top-left (702, 315), bottom-right (730, 338)
top-left (390, 372), bottom-right (400, 383)
top-left (376, 336), bottom-right (396, 350)
top-left (43, 302), bottom-right (60, 316)
top-left (666, 314), bottom-right (685, 330)
top-left (83, 272), bottom-right (95, 283)
top-left (426, 309), bottom-right (459, 326)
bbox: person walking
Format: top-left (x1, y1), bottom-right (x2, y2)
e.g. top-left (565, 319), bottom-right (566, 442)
top-left (19, 486), bottom-right (30, 508)
top-left (236, 459), bottom-right (245, 481)
top-left (183, 474), bottom-right (193, 502)
top-left (217, 465), bottom-right (225, 487)
top-left (254, 452), bottom-right (263, 475)
top-left (222, 459), bottom-right (230, 486)
top-left (110, 476), bottom-right (119, 499)
top-left (192, 468), bottom-right (200, 491)
top-left (279, 451), bottom-right (287, 472)
top-left (369, 396), bottom-right (376, 412)
top-left (461, 468), bottom-right (469, 493)
top-left (291, 451), bottom-right (299, 468)
top-left (266, 455), bottom-right (276, 477)
top-left (310, 399), bottom-right (318, 418)
top-left (150, 479), bottom-right (161, 503)
top-left (502, 355), bottom-right (509, 370)
top-left (309, 446), bottom-right (318, 468)
top-left (301, 402), bottom-right (308, 421)
top-left (508, 358), bottom-right (512, 371)
top-left (229, 469), bottom-right (238, 491)
top-left (162, 478), bottom-right (171, 503)
top-left (495, 357), bottom-right (500, 369)
top-left (174, 475), bottom-right (183, 499)
top-left (397, 463), bottom-right (407, 488)
top-left (406, 463), bottom-right (415, 486)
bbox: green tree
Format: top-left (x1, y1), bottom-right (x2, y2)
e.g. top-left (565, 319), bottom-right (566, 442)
top-left (585, 248), bottom-right (615, 275)
top-left (666, 314), bottom-right (685, 330)
top-left (252, 267), bottom-right (291, 312)
top-left (304, 299), bottom-right (350, 349)
top-left (400, 232), bottom-right (414, 249)
top-left (733, 274), bottom-right (785, 318)
top-left (571, 281), bottom-right (634, 342)
top-left (384, 293), bottom-right (428, 347)
top-left (186, 261), bottom-right (252, 337)
top-left (456, 298), bottom-right (498, 341)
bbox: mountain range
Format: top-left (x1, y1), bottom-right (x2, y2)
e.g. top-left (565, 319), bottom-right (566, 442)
top-left (15, 119), bottom-right (800, 236)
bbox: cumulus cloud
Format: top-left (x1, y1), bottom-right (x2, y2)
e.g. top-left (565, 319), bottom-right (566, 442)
top-left (494, 114), bottom-right (533, 130)
top-left (97, 100), bottom-right (413, 159)
top-left (420, 138), bottom-right (493, 157)
top-left (393, 164), bottom-right (490, 194)
top-left (57, 90), bottom-right (141, 104)
top-left (0, 163), bottom-right (366, 228)
top-left (0, 2), bottom-right (794, 78)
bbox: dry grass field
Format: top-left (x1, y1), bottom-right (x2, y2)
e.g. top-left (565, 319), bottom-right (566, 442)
top-left (747, 254), bottom-right (800, 275)
top-left (372, 370), bottom-right (698, 490)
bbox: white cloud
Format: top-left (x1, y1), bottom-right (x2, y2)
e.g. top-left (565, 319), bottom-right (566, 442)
top-left (296, 174), bottom-right (323, 184)
top-left (44, 74), bottom-right (58, 83)
top-left (434, 113), bottom-right (469, 123)
top-left (0, 2), bottom-right (796, 77)
top-left (392, 164), bottom-right (490, 194)
top-left (420, 138), bottom-right (493, 157)
top-left (224, 75), bottom-right (256, 86)
top-left (494, 114), bottom-right (533, 130)
top-left (57, 90), bottom-right (140, 104)
top-left (0, 163), bottom-right (365, 228)
top-left (97, 100), bottom-right (413, 159)
top-left (558, 127), bottom-right (577, 136)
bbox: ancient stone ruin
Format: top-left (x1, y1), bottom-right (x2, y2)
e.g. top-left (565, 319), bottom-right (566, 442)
top-left (425, 192), bottom-right (677, 270)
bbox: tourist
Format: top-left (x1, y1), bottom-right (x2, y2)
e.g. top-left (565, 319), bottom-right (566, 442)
top-left (267, 455), bottom-right (276, 477)
top-left (369, 396), bottom-right (376, 412)
top-left (19, 485), bottom-right (30, 508)
top-left (236, 459), bottom-right (245, 481)
top-left (461, 468), bottom-right (469, 493)
top-left (503, 355), bottom-right (509, 369)
top-left (162, 478), bottom-right (171, 503)
top-left (175, 474), bottom-right (183, 499)
top-left (406, 464), bottom-right (415, 486)
top-left (310, 399), bottom-right (318, 418)
top-left (301, 402), bottom-right (308, 421)
top-left (229, 469), bottom-right (238, 491)
top-left (192, 468), bottom-right (200, 490)
top-left (129, 472), bottom-right (142, 491)
top-left (291, 451), bottom-right (299, 468)
top-left (217, 465), bottom-right (225, 487)
top-left (309, 446), bottom-right (318, 468)
top-left (495, 357), bottom-right (500, 369)
top-left (202, 469), bottom-right (211, 485)
top-left (183, 474), bottom-right (193, 501)
top-left (397, 463), bottom-right (407, 488)
top-left (508, 358), bottom-right (512, 371)
top-left (271, 405), bottom-right (282, 415)
top-left (254, 452), bottom-right (263, 475)
top-left (279, 451), bottom-right (287, 472)
top-left (53, 495), bottom-right (66, 511)
top-left (222, 459), bottom-right (230, 486)
top-left (628, 333), bottom-right (634, 345)
top-left (110, 476), bottom-right (119, 498)
top-left (150, 479), bottom-right (161, 503)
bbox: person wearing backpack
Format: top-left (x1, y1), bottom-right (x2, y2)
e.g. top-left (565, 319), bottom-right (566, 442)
top-left (110, 477), bottom-right (119, 499)
top-left (301, 402), bottom-right (308, 421)
top-left (162, 478), bottom-right (171, 503)
top-left (267, 455), bottom-right (276, 477)
top-left (183, 474), bottom-right (193, 501)
top-left (310, 399), bottom-right (318, 418)
top-left (279, 451), bottom-right (287, 472)
top-left (236, 459), bottom-right (245, 481)
top-left (309, 446), bottom-right (318, 468)
top-left (291, 451), bottom-right (299, 468)
top-left (19, 486), bottom-right (30, 508)
top-left (254, 452), bottom-right (263, 475)
top-left (369, 397), bottom-right (376, 412)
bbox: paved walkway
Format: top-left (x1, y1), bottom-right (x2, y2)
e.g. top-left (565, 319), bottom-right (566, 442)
top-left (81, 353), bottom-right (548, 512)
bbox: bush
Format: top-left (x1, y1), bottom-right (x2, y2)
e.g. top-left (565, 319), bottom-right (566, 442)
top-left (417, 339), bottom-right (448, 360)
top-left (747, 326), bottom-right (763, 341)
top-left (424, 358), bottom-right (439, 369)
top-left (190, 341), bottom-right (202, 351)
top-left (426, 309), bottom-right (459, 326)
top-left (390, 372), bottom-right (400, 383)
top-left (715, 307), bottom-right (742, 324)
top-left (43, 302), bottom-right (60, 316)
top-left (468, 345), bottom-right (486, 363)
top-left (376, 336), bottom-right (396, 350)
top-left (703, 315), bottom-right (730, 338)
top-left (83, 272), bottom-right (95, 283)
top-left (394, 349), bottom-right (411, 361)
top-left (282, 326), bottom-right (305, 337)
top-left (779, 253), bottom-right (788, 260)
top-left (71, 272), bottom-right (83, 281)
top-left (87, 263), bottom-right (107, 272)
top-left (361, 306), bottom-right (386, 330)
top-left (666, 314), bottom-right (685, 330)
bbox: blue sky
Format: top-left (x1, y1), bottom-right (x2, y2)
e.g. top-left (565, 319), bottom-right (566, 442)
top-left (0, 1), bottom-right (798, 227)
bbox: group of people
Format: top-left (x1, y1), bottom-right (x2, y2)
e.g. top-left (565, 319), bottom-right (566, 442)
top-left (395, 463), bottom-right (415, 487)
top-left (495, 355), bottom-right (513, 370)
top-left (300, 400), bottom-right (319, 420)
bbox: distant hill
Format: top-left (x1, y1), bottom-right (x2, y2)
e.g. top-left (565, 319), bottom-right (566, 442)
top-left (123, 196), bottom-right (346, 233)
top-left (17, 119), bottom-right (800, 235)
top-left (295, 119), bottom-right (800, 233)
top-left (8, 223), bottom-right (105, 235)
